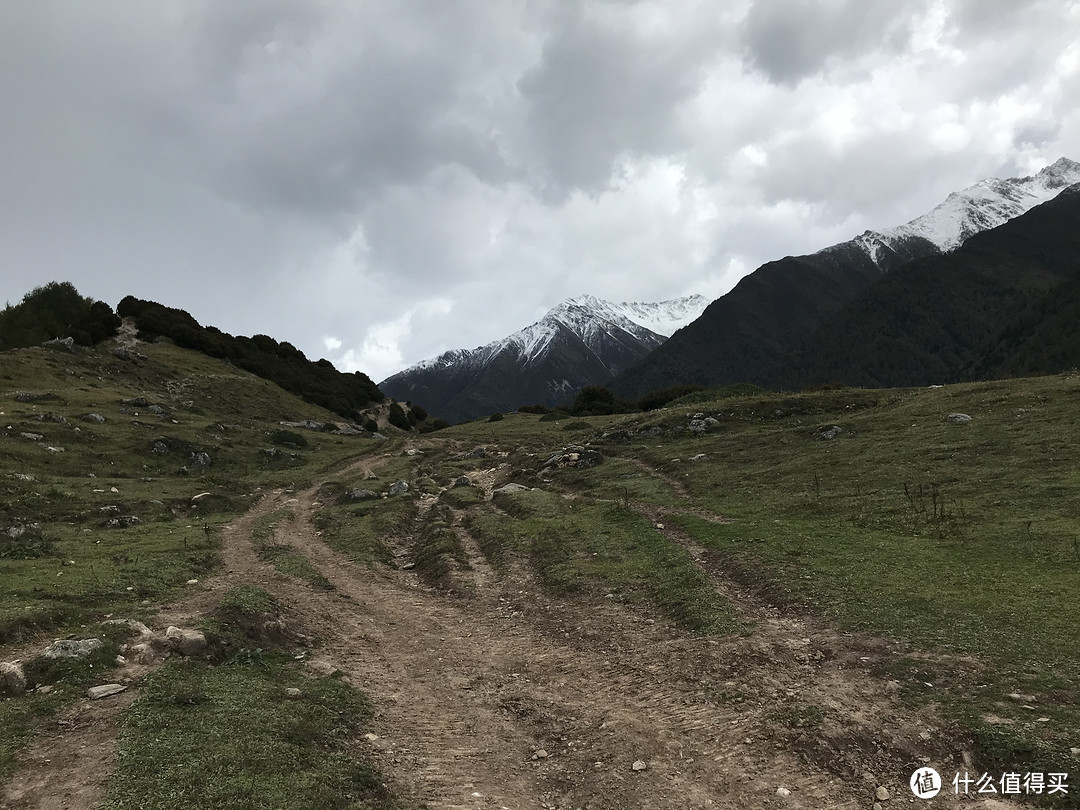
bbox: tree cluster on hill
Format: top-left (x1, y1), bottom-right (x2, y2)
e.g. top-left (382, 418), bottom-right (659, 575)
top-left (0, 282), bottom-right (120, 351)
top-left (117, 296), bottom-right (384, 419)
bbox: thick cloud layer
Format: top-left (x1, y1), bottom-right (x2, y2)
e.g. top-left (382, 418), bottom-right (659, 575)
top-left (2, 1), bottom-right (1077, 382)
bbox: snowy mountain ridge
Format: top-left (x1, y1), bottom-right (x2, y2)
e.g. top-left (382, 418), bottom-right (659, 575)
top-left (402, 293), bottom-right (708, 377)
top-left (848, 157), bottom-right (1080, 264)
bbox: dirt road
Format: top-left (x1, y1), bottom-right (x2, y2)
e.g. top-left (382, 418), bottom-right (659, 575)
top-left (3, 446), bottom-right (1024, 809)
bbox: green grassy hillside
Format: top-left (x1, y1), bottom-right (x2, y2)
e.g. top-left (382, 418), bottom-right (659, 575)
top-left (4, 336), bottom-right (1080, 805)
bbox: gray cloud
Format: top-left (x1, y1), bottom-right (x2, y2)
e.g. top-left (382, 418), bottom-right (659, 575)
top-left (0, 0), bottom-right (1077, 382)
top-left (740, 0), bottom-right (920, 85)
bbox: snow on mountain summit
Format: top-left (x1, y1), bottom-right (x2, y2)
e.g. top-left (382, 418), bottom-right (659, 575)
top-left (851, 157), bottom-right (1080, 262)
top-left (389, 293), bottom-right (708, 380)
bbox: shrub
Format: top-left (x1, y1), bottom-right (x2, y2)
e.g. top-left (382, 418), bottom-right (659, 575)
top-left (387, 402), bottom-right (412, 431)
top-left (639, 384), bottom-right (705, 411)
top-left (431, 418), bottom-right (451, 431)
top-left (488, 412), bottom-right (504, 422)
top-left (0, 281), bottom-right (119, 350)
top-left (409, 403), bottom-right (428, 422)
top-left (518, 404), bottom-right (552, 415)
top-left (571, 385), bottom-right (637, 416)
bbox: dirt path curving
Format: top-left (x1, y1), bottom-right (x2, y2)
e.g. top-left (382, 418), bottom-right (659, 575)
top-left (2, 445), bottom-right (1026, 810)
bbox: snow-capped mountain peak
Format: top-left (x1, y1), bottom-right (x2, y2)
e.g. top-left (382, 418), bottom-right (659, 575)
top-left (400, 294), bottom-right (707, 377)
top-left (850, 157), bottom-right (1080, 263)
top-left (380, 293), bottom-right (709, 422)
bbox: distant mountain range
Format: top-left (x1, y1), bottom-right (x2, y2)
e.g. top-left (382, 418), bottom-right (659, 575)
top-left (380, 294), bottom-right (707, 422)
top-left (611, 157), bottom-right (1080, 398)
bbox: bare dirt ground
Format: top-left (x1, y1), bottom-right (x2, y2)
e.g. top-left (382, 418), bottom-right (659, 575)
top-left (2, 446), bottom-right (1025, 810)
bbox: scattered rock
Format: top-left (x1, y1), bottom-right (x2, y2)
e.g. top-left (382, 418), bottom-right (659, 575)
top-left (688, 419), bottom-right (707, 433)
top-left (453, 476), bottom-right (472, 488)
top-left (83, 413), bottom-right (106, 424)
top-left (875, 785), bottom-right (890, 801)
top-left (113, 348), bottom-right (147, 365)
top-left (105, 516), bottom-right (142, 528)
top-left (813, 425), bottom-right (843, 441)
top-left (494, 483), bottom-right (531, 495)
top-left (465, 447), bottom-right (488, 459)
top-left (1008, 692), bottom-right (1037, 703)
top-left (15, 392), bottom-right (59, 403)
top-left (631, 760), bottom-right (648, 772)
top-left (946, 413), bottom-right (972, 424)
top-left (30, 412), bottom-right (66, 424)
top-left (533, 749), bottom-right (550, 760)
top-left (151, 441), bottom-right (169, 454)
top-left (165, 626), bottom-right (207, 657)
top-left (689, 453), bottom-right (707, 463)
top-left (20, 432), bottom-right (43, 441)
top-left (284, 687), bottom-right (302, 699)
top-left (279, 420), bottom-right (326, 431)
top-left (343, 488), bottom-right (379, 502)
top-left (42, 337), bottom-right (76, 353)
top-left (102, 618), bottom-right (154, 637)
top-left (542, 446), bottom-right (603, 470)
top-left (388, 480), bottom-right (409, 496)
top-left (280, 421), bottom-right (326, 434)
top-left (371, 431), bottom-right (388, 440)
top-left (331, 426), bottom-right (365, 436)
top-left (704, 417), bottom-right (720, 427)
top-left (122, 396), bottom-right (150, 407)
top-left (186, 579), bottom-right (199, 586)
top-left (88, 684), bottom-right (127, 700)
top-left (190, 451), bottom-right (211, 467)
top-left (44, 638), bottom-right (103, 659)
top-left (776, 787), bottom-right (791, 798)
top-left (0, 662), bottom-right (27, 696)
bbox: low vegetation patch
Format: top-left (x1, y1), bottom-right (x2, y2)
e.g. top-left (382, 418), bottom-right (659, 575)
top-left (103, 658), bottom-right (398, 810)
top-left (469, 489), bottom-right (736, 633)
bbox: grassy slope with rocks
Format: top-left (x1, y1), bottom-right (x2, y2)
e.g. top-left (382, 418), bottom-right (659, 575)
top-left (4, 333), bottom-right (1080, 805)
top-left (0, 339), bottom-right (401, 803)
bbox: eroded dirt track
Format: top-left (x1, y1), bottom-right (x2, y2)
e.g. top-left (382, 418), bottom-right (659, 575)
top-left (2, 446), bottom-right (1024, 810)
top-left (218, 446), bottom-right (1022, 810)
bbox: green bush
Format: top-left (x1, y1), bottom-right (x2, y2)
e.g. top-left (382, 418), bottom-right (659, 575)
top-left (0, 281), bottom-right (119, 350)
top-left (409, 403), bottom-right (428, 421)
top-left (387, 402), bottom-right (412, 431)
top-left (639, 384), bottom-right (705, 411)
top-left (488, 412), bottom-right (504, 422)
top-left (571, 385), bottom-right (637, 416)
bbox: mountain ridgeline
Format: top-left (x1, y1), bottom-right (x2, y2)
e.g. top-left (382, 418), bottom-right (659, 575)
top-left (380, 294), bottom-right (707, 423)
top-left (611, 157), bottom-right (1080, 398)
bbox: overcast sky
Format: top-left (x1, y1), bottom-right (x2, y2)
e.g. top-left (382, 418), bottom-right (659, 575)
top-left (2, 1), bottom-right (1078, 382)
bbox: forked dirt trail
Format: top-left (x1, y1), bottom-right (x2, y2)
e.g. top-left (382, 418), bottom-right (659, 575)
top-left (0, 447), bottom-right (1025, 810)
top-left (219, 444), bottom-right (1023, 810)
